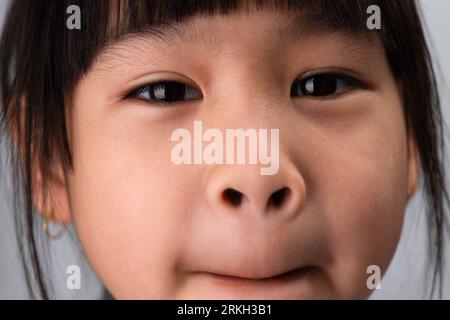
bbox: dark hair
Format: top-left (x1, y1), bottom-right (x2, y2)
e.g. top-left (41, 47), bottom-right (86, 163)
top-left (0, 0), bottom-right (448, 299)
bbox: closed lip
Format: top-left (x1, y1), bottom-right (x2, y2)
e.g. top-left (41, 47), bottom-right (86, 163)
top-left (195, 265), bottom-right (316, 284)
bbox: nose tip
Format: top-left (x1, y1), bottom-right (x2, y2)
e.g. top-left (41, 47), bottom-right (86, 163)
top-left (206, 162), bottom-right (306, 219)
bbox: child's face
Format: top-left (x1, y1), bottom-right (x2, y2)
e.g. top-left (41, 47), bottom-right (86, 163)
top-left (57, 8), bottom-right (418, 299)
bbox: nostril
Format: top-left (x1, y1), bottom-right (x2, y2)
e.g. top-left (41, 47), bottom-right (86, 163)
top-left (267, 187), bottom-right (291, 209)
top-left (223, 188), bottom-right (244, 207)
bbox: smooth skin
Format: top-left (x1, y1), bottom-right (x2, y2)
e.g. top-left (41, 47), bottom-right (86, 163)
top-left (32, 7), bottom-right (419, 299)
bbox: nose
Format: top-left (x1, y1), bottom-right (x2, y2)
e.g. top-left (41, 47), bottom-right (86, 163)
top-left (206, 157), bottom-right (306, 219)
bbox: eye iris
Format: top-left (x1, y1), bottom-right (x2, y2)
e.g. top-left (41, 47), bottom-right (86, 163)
top-left (150, 81), bottom-right (186, 101)
top-left (303, 75), bottom-right (337, 96)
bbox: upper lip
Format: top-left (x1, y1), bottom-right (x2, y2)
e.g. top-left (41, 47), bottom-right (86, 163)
top-left (183, 226), bottom-right (324, 281)
top-left (196, 265), bottom-right (315, 281)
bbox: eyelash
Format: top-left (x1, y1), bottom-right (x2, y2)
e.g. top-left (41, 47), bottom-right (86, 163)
top-left (124, 73), bottom-right (363, 105)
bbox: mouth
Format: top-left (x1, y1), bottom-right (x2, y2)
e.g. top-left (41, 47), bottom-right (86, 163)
top-left (204, 266), bottom-right (316, 283)
top-left (190, 266), bottom-right (317, 298)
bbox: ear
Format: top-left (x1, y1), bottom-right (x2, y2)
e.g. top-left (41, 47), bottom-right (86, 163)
top-left (12, 97), bottom-right (72, 223)
top-left (32, 157), bottom-right (72, 224)
top-left (406, 124), bottom-right (420, 200)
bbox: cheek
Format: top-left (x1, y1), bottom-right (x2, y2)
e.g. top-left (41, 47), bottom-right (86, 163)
top-left (66, 113), bottom-right (196, 298)
top-left (320, 150), bottom-right (407, 298)
top-left (303, 105), bottom-right (408, 298)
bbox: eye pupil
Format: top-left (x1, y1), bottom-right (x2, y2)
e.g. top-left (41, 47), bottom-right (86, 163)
top-left (302, 75), bottom-right (337, 96)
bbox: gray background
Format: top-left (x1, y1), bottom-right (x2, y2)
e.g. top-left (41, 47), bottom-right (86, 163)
top-left (0, 0), bottom-right (449, 299)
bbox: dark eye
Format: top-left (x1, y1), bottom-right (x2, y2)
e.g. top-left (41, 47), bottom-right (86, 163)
top-left (291, 74), bottom-right (360, 98)
top-left (127, 81), bottom-right (202, 105)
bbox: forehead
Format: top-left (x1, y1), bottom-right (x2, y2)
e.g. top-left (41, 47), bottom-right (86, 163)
top-left (96, 6), bottom-right (378, 63)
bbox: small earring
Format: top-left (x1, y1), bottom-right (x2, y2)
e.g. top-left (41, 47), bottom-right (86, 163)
top-left (42, 209), bottom-right (66, 240)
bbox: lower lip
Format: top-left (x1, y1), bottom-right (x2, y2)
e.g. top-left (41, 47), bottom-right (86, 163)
top-left (193, 266), bottom-right (317, 299)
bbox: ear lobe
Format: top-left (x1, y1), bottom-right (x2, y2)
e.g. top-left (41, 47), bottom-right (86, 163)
top-left (32, 158), bottom-right (72, 224)
top-left (406, 128), bottom-right (420, 200)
